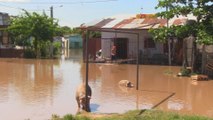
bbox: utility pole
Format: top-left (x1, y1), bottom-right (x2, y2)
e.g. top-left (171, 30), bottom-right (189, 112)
top-left (50, 6), bottom-right (53, 58)
top-left (166, 3), bottom-right (171, 66)
top-left (50, 6), bottom-right (53, 18)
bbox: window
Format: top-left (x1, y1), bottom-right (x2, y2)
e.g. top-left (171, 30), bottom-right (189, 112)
top-left (144, 37), bottom-right (156, 48)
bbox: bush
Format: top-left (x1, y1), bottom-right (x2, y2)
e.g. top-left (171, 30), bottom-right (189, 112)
top-left (24, 49), bottom-right (36, 58)
top-left (40, 41), bottom-right (51, 58)
top-left (180, 68), bottom-right (191, 76)
top-left (53, 41), bottom-right (62, 56)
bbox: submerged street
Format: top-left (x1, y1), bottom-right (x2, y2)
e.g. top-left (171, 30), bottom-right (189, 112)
top-left (0, 49), bottom-right (213, 120)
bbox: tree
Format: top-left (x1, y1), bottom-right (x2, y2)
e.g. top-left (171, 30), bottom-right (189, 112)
top-left (152, 0), bottom-right (212, 44)
top-left (56, 26), bottom-right (85, 37)
top-left (71, 28), bottom-right (83, 35)
top-left (150, 0), bottom-right (213, 71)
top-left (57, 26), bottom-right (72, 36)
top-left (7, 10), bottom-right (60, 58)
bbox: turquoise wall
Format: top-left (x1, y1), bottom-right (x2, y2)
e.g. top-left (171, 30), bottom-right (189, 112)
top-left (69, 34), bottom-right (83, 48)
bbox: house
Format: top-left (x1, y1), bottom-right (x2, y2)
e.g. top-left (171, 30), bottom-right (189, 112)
top-left (0, 12), bottom-right (10, 48)
top-left (81, 14), bottom-right (196, 64)
top-left (0, 12), bottom-right (24, 58)
top-left (68, 34), bottom-right (83, 49)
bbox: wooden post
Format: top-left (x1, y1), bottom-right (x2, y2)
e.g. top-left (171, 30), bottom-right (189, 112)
top-left (85, 30), bottom-right (90, 112)
top-left (136, 33), bottom-right (139, 90)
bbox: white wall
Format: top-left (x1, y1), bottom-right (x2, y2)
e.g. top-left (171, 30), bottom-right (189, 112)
top-left (101, 30), bottom-right (164, 59)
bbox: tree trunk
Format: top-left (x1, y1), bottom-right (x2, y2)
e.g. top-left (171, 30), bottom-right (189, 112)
top-left (35, 40), bottom-right (38, 58)
top-left (191, 36), bottom-right (197, 73)
top-left (182, 38), bottom-right (188, 68)
top-left (201, 45), bottom-right (206, 73)
top-left (168, 38), bottom-right (172, 65)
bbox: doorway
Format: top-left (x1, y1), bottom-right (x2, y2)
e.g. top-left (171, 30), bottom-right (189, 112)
top-left (114, 38), bottom-right (128, 59)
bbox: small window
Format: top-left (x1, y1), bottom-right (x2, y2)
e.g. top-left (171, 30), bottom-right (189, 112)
top-left (144, 37), bottom-right (156, 48)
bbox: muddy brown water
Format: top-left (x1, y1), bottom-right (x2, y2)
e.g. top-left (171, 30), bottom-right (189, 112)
top-left (0, 49), bottom-right (213, 120)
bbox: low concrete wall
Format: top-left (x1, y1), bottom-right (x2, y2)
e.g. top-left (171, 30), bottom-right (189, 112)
top-left (0, 49), bottom-right (24, 58)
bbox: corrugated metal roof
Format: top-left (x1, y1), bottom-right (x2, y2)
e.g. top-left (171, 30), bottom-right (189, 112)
top-left (122, 19), bottom-right (144, 29)
top-left (82, 14), bottom-right (196, 30)
top-left (94, 18), bottom-right (115, 28)
top-left (113, 18), bottom-right (135, 28)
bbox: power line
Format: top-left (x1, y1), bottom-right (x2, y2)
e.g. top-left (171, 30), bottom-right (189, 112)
top-left (0, 0), bottom-right (119, 5)
top-left (0, 0), bottom-right (119, 12)
top-left (0, 2), bottom-right (49, 11)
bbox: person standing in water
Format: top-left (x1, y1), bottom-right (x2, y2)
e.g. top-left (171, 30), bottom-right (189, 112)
top-left (111, 44), bottom-right (117, 61)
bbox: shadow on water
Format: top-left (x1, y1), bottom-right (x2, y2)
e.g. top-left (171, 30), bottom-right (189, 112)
top-left (138, 92), bottom-right (176, 115)
top-left (90, 103), bottom-right (100, 112)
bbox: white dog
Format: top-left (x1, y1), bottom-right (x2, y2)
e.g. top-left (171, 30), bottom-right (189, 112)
top-left (118, 80), bottom-right (134, 87)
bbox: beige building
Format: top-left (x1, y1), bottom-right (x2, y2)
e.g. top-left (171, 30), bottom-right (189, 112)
top-left (0, 12), bottom-right (10, 48)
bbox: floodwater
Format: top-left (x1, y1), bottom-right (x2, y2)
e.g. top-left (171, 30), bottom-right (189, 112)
top-left (0, 49), bottom-right (213, 120)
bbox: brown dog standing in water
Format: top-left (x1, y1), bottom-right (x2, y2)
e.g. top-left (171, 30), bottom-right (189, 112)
top-left (118, 80), bottom-right (134, 87)
top-left (75, 83), bottom-right (92, 112)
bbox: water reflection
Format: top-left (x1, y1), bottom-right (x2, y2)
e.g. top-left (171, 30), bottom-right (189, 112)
top-left (0, 49), bottom-right (213, 120)
top-left (0, 59), bottom-right (64, 119)
top-left (1, 59), bottom-right (61, 101)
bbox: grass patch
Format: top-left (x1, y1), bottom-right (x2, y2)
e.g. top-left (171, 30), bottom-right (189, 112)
top-left (164, 69), bottom-right (174, 75)
top-left (51, 110), bottom-right (213, 120)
